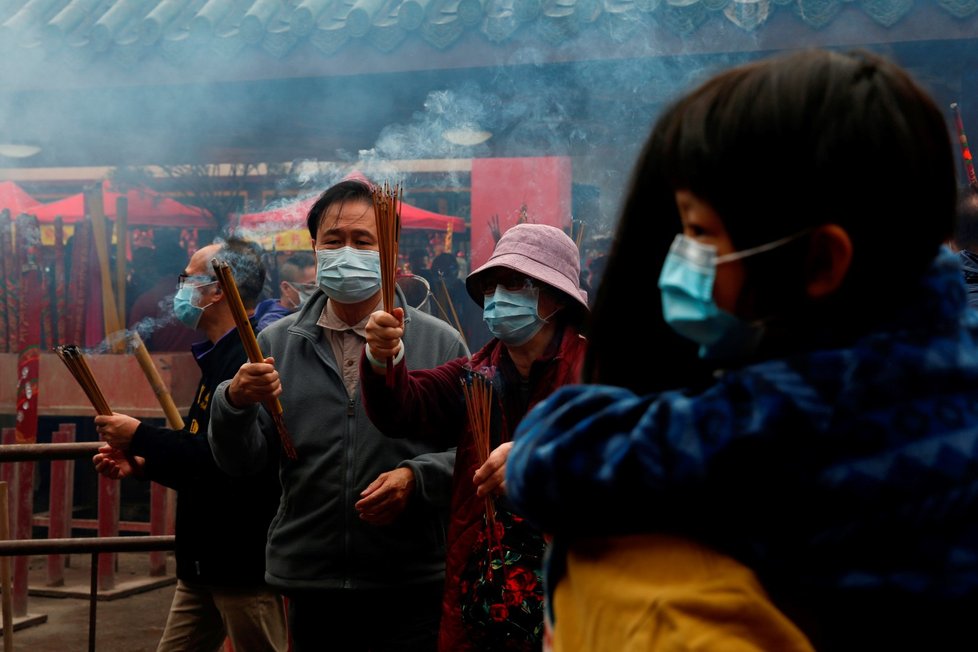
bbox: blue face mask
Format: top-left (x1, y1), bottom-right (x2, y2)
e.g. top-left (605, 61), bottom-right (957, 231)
top-left (316, 247), bottom-right (382, 304)
top-left (173, 284), bottom-right (213, 330)
top-left (658, 232), bottom-right (804, 359)
top-left (483, 284), bottom-right (548, 346)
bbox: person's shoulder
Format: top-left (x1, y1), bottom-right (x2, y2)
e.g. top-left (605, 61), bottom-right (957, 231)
top-left (257, 310), bottom-right (300, 339)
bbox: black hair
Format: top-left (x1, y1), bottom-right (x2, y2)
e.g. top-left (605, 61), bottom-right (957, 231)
top-left (279, 251), bottom-right (316, 284)
top-left (215, 237), bottom-right (266, 309)
top-left (430, 253), bottom-right (459, 279)
top-left (585, 49), bottom-right (957, 394)
top-left (305, 180), bottom-right (373, 241)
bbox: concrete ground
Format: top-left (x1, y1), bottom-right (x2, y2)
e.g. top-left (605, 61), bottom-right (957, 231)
top-left (1, 552), bottom-right (176, 652)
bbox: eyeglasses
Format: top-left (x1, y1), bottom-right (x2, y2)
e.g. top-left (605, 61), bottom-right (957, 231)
top-left (480, 274), bottom-right (534, 296)
top-left (288, 282), bottom-right (318, 294)
top-left (178, 273), bottom-right (217, 290)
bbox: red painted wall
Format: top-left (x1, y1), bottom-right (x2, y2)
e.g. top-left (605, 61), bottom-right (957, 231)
top-left (469, 157), bottom-right (572, 270)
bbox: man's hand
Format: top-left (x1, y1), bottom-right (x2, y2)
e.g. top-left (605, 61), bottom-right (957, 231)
top-left (365, 308), bottom-right (404, 371)
top-left (92, 445), bottom-right (145, 480)
top-left (227, 357), bottom-right (281, 408)
top-left (354, 467), bottom-right (415, 526)
top-left (473, 441), bottom-right (513, 497)
top-left (94, 413), bottom-right (141, 451)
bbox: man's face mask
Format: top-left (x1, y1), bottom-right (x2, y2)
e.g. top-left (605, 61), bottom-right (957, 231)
top-left (315, 246), bottom-right (382, 304)
top-left (173, 281), bottom-right (216, 329)
top-left (657, 231), bottom-right (806, 359)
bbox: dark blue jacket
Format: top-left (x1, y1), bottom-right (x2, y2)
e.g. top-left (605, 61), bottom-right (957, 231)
top-left (508, 250), bottom-right (978, 649)
top-left (131, 318), bottom-right (281, 588)
top-left (957, 249), bottom-right (978, 309)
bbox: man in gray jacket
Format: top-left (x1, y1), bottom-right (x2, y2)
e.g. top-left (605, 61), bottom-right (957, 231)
top-left (209, 179), bottom-right (467, 651)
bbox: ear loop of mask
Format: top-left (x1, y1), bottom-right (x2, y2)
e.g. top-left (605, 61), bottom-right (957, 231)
top-left (714, 229), bottom-right (814, 265)
top-left (193, 281), bottom-right (220, 309)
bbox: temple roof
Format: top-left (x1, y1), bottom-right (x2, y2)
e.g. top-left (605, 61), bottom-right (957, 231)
top-left (1, 0), bottom-right (976, 169)
top-left (1, 0), bottom-right (976, 71)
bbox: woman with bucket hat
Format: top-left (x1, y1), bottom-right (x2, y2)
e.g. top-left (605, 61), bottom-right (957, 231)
top-left (361, 223), bottom-right (588, 651)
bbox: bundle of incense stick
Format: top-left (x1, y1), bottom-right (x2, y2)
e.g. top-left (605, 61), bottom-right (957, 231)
top-left (438, 277), bottom-right (469, 351)
top-left (461, 370), bottom-right (497, 574)
top-left (371, 181), bottom-right (402, 386)
top-left (211, 259), bottom-right (298, 460)
top-left (952, 102), bottom-right (978, 191)
top-left (54, 345), bottom-right (111, 415)
top-left (488, 214), bottom-right (502, 244)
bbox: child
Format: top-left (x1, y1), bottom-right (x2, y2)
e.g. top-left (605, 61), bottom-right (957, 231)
top-left (507, 48), bottom-right (978, 650)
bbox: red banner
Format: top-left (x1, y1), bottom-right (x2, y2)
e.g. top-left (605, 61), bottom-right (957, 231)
top-left (15, 214), bottom-right (41, 445)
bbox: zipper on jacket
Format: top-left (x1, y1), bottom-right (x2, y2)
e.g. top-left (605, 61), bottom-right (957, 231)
top-left (344, 396), bottom-right (356, 587)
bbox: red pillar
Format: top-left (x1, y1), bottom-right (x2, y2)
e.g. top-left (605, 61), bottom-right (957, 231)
top-left (47, 424), bottom-right (75, 586)
top-left (0, 427), bottom-right (26, 615)
top-left (97, 472), bottom-right (119, 591)
top-left (149, 482), bottom-right (167, 576)
top-left (1, 428), bottom-right (16, 536)
top-left (13, 214), bottom-right (42, 617)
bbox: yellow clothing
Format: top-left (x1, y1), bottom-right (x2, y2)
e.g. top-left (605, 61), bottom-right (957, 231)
top-left (551, 534), bottom-right (814, 652)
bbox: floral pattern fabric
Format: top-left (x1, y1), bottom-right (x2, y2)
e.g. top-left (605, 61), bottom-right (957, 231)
top-left (459, 504), bottom-right (546, 649)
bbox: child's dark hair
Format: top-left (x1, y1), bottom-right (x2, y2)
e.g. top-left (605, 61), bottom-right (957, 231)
top-left (586, 49), bottom-right (957, 393)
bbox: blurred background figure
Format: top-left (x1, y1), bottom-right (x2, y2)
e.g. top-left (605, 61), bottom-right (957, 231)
top-left (254, 251), bottom-right (317, 330)
top-left (408, 247), bottom-right (433, 284)
top-left (429, 252), bottom-right (489, 353)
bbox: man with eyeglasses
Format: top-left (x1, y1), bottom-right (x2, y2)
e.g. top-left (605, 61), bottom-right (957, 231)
top-left (92, 237), bottom-right (288, 652)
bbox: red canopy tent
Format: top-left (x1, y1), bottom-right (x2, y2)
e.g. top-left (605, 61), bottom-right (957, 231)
top-left (0, 181), bottom-right (40, 215)
top-left (234, 191), bottom-right (466, 251)
top-left (0, 181), bottom-right (41, 217)
top-left (28, 181), bottom-right (215, 228)
top-left (236, 194), bottom-right (466, 234)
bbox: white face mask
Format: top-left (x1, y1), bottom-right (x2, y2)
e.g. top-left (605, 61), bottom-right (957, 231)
top-left (285, 282), bottom-right (317, 309)
top-left (315, 246), bottom-right (382, 304)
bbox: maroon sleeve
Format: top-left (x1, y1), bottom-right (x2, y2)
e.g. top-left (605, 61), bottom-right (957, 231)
top-left (360, 351), bottom-right (469, 447)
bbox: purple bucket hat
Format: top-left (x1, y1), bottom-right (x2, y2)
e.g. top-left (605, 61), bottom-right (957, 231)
top-left (465, 223), bottom-right (589, 311)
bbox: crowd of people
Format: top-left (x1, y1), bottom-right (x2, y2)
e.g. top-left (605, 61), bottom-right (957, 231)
top-left (90, 47), bottom-right (978, 651)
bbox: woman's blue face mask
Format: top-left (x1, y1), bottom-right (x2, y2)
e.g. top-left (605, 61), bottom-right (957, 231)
top-left (657, 232), bottom-right (806, 359)
top-left (483, 282), bottom-right (548, 346)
